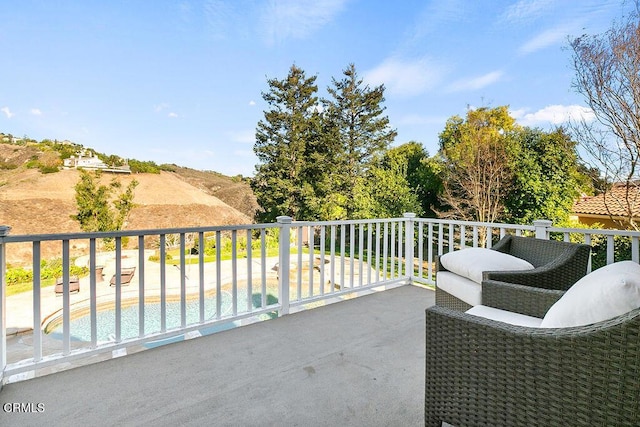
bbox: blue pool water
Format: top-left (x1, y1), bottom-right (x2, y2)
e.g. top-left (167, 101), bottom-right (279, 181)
top-left (49, 292), bottom-right (252, 343)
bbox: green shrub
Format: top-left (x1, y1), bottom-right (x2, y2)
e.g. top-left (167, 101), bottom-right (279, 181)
top-left (6, 267), bottom-right (32, 285)
top-left (6, 258), bottom-right (88, 286)
top-left (148, 252), bottom-right (173, 262)
top-left (129, 159), bottom-right (161, 174)
top-left (39, 164), bottom-right (59, 174)
top-left (0, 161), bottom-right (17, 170)
top-left (25, 159), bottom-right (39, 169)
top-left (590, 235), bottom-right (632, 270)
top-left (159, 163), bottom-right (177, 172)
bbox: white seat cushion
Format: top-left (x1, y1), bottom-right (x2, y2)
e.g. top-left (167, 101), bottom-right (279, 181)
top-left (540, 260), bottom-right (640, 328)
top-left (440, 247), bottom-right (534, 284)
top-left (436, 271), bottom-right (482, 306)
top-left (466, 305), bottom-right (543, 327)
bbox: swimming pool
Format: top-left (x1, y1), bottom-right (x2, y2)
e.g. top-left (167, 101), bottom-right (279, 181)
top-left (48, 292), bottom-right (242, 343)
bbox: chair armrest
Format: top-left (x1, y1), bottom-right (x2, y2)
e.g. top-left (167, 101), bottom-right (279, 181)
top-left (435, 255), bottom-right (448, 273)
top-left (425, 305), bottom-right (640, 427)
top-left (483, 244), bottom-right (590, 291)
top-left (482, 279), bottom-right (564, 318)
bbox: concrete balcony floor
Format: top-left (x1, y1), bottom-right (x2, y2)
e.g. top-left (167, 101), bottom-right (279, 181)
top-left (1, 284), bottom-right (433, 426)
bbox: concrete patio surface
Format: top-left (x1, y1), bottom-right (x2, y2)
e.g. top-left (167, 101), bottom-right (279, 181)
top-left (0, 284), bottom-right (434, 426)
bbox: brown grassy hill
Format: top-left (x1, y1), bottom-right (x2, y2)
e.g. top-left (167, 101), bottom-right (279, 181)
top-left (171, 166), bottom-right (259, 220)
top-left (0, 141), bottom-right (262, 265)
top-left (0, 168), bottom-right (256, 235)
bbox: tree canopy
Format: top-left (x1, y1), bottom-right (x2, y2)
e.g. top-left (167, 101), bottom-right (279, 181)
top-left (250, 66), bottom-right (595, 226)
top-left (436, 106), bottom-right (590, 225)
top-left (71, 170), bottom-right (138, 232)
top-left (251, 65), bottom-right (320, 222)
top-left (252, 63), bottom-right (404, 221)
top-left (437, 106), bottom-right (518, 223)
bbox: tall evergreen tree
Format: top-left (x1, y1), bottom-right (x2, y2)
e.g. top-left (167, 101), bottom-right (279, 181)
top-left (251, 65), bottom-right (321, 222)
top-left (323, 63), bottom-right (397, 219)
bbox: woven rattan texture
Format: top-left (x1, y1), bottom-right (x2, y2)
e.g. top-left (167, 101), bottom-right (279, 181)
top-left (425, 305), bottom-right (640, 426)
top-left (435, 235), bottom-right (591, 313)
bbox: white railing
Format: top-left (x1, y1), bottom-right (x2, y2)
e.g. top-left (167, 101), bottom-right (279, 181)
top-left (1, 214), bottom-right (640, 385)
top-left (0, 216), bottom-right (411, 383)
top-left (407, 217), bottom-right (640, 284)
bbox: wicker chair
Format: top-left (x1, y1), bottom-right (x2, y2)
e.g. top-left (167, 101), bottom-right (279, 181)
top-left (425, 304), bottom-right (640, 426)
top-left (436, 235), bottom-right (591, 313)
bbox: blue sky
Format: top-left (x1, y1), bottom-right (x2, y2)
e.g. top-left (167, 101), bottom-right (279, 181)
top-left (0, 0), bottom-right (633, 176)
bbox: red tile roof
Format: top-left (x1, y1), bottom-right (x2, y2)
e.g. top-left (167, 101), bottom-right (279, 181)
top-left (573, 183), bottom-right (640, 218)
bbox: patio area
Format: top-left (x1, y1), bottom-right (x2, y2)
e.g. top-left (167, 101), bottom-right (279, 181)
top-left (1, 284), bottom-right (433, 426)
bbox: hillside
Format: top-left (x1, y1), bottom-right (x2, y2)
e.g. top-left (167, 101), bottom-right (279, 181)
top-left (0, 142), bottom-right (260, 235)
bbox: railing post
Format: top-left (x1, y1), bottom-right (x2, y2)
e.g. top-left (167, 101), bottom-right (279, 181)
top-left (533, 219), bottom-right (553, 240)
top-left (277, 216), bottom-right (292, 316)
top-left (0, 225), bottom-right (11, 388)
top-left (404, 213), bottom-right (415, 283)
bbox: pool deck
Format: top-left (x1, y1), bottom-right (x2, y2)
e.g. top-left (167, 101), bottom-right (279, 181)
top-left (6, 251), bottom-right (280, 336)
top-left (1, 284), bottom-right (433, 426)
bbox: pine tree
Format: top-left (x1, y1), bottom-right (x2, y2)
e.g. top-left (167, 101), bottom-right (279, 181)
top-left (252, 65), bottom-right (320, 221)
top-left (323, 64), bottom-right (397, 218)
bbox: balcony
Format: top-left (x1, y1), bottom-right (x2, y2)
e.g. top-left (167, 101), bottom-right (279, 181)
top-left (0, 215), bottom-right (639, 424)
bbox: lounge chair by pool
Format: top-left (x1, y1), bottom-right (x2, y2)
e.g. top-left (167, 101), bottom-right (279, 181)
top-left (110, 266), bottom-right (136, 286)
top-left (55, 276), bottom-right (80, 294)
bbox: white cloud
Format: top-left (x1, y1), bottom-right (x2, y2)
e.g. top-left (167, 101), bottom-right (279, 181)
top-left (1, 107), bottom-right (14, 118)
top-left (447, 70), bottom-right (504, 92)
top-left (154, 102), bottom-right (170, 112)
top-left (499, 0), bottom-right (554, 24)
top-left (168, 112), bottom-right (179, 118)
top-left (364, 57), bottom-right (447, 97)
top-left (512, 104), bottom-right (595, 126)
top-left (203, 0), bottom-right (236, 39)
top-left (248, 100), bottom-right (256, 106)
top-left (408, 0), bottom-right (470, 42)
top-left (261, 0), bottom-right (349, 45)
top-left (518, 24), bottom-right (574, 55)
top-left (227, 129), bottom-right (255, 144)
top-left (30, 108), bottom-right (42, 116)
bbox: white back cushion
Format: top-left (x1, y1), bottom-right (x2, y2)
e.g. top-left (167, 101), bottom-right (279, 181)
top-left (540, 261), bottom-right (640, 328)
top-left (440, 247), bottom-right (534, 284)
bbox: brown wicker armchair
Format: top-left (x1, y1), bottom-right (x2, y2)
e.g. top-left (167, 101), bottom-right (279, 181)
top-left (425, 304), bottom-right (640, 426)
top-left (436, 235), bottom-right (591, 313)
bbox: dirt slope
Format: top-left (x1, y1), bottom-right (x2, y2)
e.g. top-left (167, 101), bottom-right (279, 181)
top-left (0, 169), bottom-right (253, 235)
top-left (0, 142), bottom-right (260, 265)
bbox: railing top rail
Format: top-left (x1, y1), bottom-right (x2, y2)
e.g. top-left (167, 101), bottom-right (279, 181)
top-left (1, 218), bottom-right (414, 243)
top-left (6, 218), bottom-right (640, 244)
top-left (0, 217), bottom-right (551, 243)
top-left (413, 217), bottom-right (535, 230)
top-left (287, 217), bottom-right (407, 227)
top-left (0, 222), bottom-right (278, 243)
top-left (549, 226), bottom-right (640, 237)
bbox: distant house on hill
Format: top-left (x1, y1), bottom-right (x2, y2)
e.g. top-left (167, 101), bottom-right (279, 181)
top-left (571, 183), bottom-right (640, 229)
top-left (64, 150), bottom-right (131, 173)
top-left (0, 133), bottom-right (23, 144)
